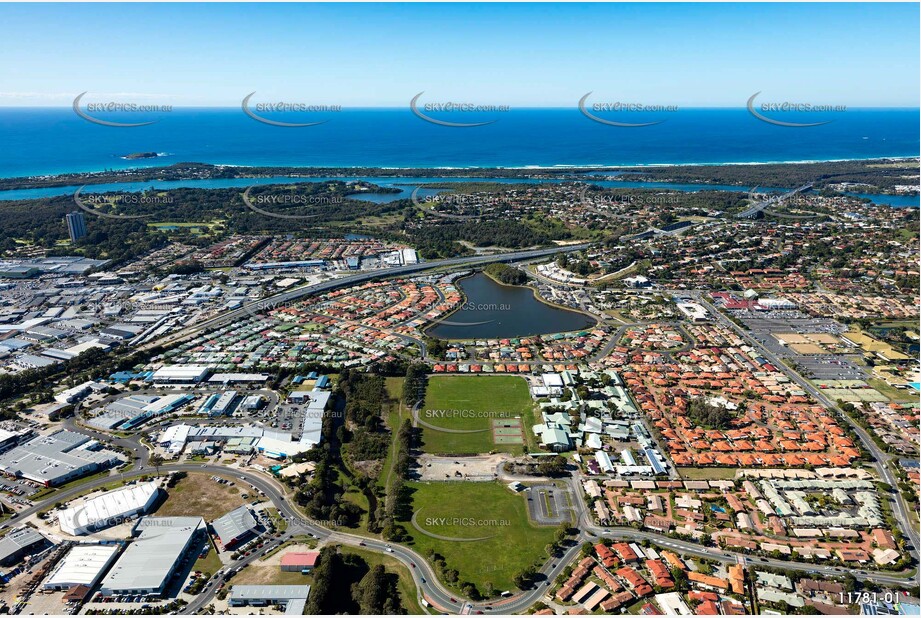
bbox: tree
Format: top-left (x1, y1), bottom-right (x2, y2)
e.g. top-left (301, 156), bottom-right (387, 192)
top-left (514, 566), bottom-right (537, 590)
top-left (536, 455), bottom-right (568, 477)
top-left (687, 398), bottom-right (736, 430)
top-left (354, 564), bottom-right (402, 614)
top-left (149, 454), bottom-right (164, 474)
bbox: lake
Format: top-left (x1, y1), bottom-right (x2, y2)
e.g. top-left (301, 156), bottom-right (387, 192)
top-left (425, 272), bottom-right (597, 340)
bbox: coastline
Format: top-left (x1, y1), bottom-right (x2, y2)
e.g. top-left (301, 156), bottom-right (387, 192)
top-left (2, 155), bottom-right (920, 184)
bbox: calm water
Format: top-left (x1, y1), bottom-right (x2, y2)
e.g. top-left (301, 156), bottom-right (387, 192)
top-left (0, 175), bottom-right (915, 208)
top-left (0, 175), bottom-right (779, 201)
top-left (0, 107), bottom-right (917, 178)
top-left (426, 272), bottom-right (597, 340)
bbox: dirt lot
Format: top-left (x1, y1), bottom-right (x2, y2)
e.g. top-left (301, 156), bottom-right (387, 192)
top-left (153, 472), bottom-right (249, 522)
top-left (416, 453), bottom-right (508, 482)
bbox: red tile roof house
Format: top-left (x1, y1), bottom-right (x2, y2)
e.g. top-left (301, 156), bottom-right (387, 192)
top-left (613, 542), bottom-right (640, 562)
top-left (616, 566), bottom-right (653, 597)
top-left (595, 543), bottom-right (619, 568)
top-left (280, 551), bottom-right (320, 572)
top-left (645, 559), bottom-right (675, 589)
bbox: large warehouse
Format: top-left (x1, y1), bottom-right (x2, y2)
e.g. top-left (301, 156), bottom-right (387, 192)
top-left (150, 365), bottom-right (210, 384)
top-left (98, 516), bottom-right (205, 596)
top-left (0, 430), bottom-right (123, 486)
top-left (43, 544), bottom-right (120, 590)
top-left (0, 527), bottom-right (50, 567)
top-left (58, 481), bottom-right (161, 536)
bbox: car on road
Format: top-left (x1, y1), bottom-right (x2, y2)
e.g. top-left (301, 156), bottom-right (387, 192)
top-left (411, 563), bottom-right (416, 568)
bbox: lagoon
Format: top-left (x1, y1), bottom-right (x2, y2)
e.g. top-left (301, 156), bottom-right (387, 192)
top-left (425, 272), bottom-right (596, 340)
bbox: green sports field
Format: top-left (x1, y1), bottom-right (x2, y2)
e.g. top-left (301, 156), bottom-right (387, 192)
top-left (418, 375), bottom-right (535, 455)
top-left (400, 481), bottom-right (556, 593)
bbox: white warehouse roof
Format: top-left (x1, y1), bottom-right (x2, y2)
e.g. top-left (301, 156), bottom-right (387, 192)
top-left (43, 544), bottom-right (120, 589)
top-left (151, 365), bottom-right (210, 382)
top-left (59, 481), bottom-right (160, 535)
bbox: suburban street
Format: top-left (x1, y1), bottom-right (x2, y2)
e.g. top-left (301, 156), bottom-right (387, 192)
top-left (2, 273), bottom-right (915, 616)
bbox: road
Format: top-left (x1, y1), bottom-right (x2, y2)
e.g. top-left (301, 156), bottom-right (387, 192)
top-left (737, 183), bottom-right (813, 218)
top-left (7, 415), bottom-right (918, 615)
top-left (691, 292), bottom-right (921, 575)
top-left (143, 244), bottom-right (593, 351)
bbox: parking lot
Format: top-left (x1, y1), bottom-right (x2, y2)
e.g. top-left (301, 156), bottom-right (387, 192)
top-left (525, 483), bottom-right (573, 526)
top-left (264, 402), bottom-right (307, 438)
top-left (794, 355), bottom-right (866, 380)
top-left (737, 312), bottom-right (867, 380)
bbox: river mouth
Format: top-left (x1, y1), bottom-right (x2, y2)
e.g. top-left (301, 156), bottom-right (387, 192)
top-left (424, 272), bottom-right (597, 340)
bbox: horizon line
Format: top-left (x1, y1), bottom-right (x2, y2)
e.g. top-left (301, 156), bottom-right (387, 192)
top-left (1, 105), bottom-right (919, 110)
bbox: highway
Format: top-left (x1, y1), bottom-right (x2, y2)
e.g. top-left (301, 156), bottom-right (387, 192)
top-left (143, 243), bottom-right (593, 351)
top-left (737, 183), bottom-right (813, 219)
top-left (6, 263), bottom-right (919, 614)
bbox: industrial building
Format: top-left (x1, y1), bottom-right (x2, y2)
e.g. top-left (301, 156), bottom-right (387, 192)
top-left (0, 430), bottom-right (122, 486)
top-left (280, 551), bottom-right (319, 573)
top-left (299, 390), bottom-right (329, 447)
top-left (43, 544), bottom-right (121, 590)
top-left (58, 481), bottom-right (160, 536)
top-left (0, 527), bottom-right (50, 567)
top-left (90, 393), bottom-right (195, 430)
top-left (54, 381), bottom-right (102, 405)
top-left (210, 390), bottom-right (238, 416)
top-left (211, 505), bottom-right (259, 549)
top-left (98, 516), bottom-right (205, 596)
top-left (0, 426), bottom-right (32, 454)
top-left (241, 394), bottom-right (265, 410)
top-left (150, 365), bottom-right (210, 384)
top-left (229, 584), bottom-right (311, 610)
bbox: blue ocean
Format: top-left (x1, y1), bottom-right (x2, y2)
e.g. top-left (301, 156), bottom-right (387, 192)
top-left (0, 107), bottom-right (917, 178)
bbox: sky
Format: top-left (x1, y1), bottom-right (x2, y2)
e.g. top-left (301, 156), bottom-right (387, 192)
top-left (1, 3), bottom-right (918, 108)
